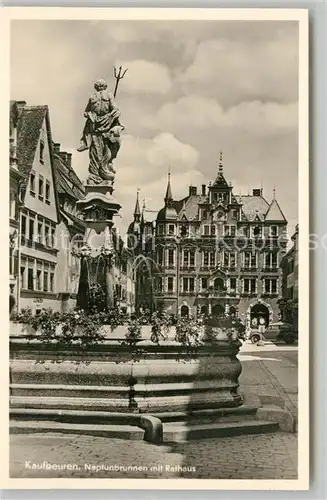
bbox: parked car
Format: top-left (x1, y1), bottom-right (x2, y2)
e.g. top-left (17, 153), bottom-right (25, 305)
top-left (248, 322), bottom-right (297, 344)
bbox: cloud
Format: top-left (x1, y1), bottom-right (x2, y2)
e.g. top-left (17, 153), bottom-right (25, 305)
top-left (157, 95), bottom-right (298, 137)
top-left (178, 35), bottom-right (298, 106)
top-left (119, 60), bottom-right (172, 94)
top-left (115, 132), bottom-right (199, 185)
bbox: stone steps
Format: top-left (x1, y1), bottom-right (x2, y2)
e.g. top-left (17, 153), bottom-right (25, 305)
top-left (10, 420), bottom-right (144, 440)
top-left (163, 420), bottom-right (280, 441)
top-left (10, 409), bottom-right (279, 442)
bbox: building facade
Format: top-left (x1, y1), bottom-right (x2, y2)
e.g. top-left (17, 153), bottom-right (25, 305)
top-left (10, 101), bottom-right (61, 314)
top-left (128, 157), bottom-right (288, 327)
top-left (9, 99), bottom-right (135, 315)
top-left (279, 224), bottom-right (299, 330)
top-left (9, 101), bottom-right (24, 313)
top-left (52, 143), bottom-right (86, 312)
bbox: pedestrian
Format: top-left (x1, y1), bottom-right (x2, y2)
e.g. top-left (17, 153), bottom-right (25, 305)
top-left (257, 316), bottom-right (266, 345)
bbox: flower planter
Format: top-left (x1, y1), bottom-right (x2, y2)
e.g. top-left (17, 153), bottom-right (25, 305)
top-left (10, 323), bottom-right (243, 413)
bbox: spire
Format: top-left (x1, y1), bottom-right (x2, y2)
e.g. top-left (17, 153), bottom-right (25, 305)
top-left (164, 169), bottom-right (173, 204)
top-left (218, 150), bottom-right (223, 174)
top-left (133, 188), bottom-right (141, 219)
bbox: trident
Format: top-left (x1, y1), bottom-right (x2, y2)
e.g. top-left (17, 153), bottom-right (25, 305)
top-left (113, 65), bottom-right (128, 98)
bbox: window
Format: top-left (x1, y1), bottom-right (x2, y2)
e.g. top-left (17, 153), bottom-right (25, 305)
top-left (45, 226), bottom-right (50, 246)
top-left (10, 191), bottom-right (16, 220)
top-left (50, 272), bottom-right (55, 292)
top-left (20, 266), bottom-right (25, 288)
top-left (156, 277), bottom-right (163, 293)
top-left (29, 218), bottom-right (35, 241)
top-left (224, 252), bottom-right (236, 268)
top-left (232, 210), bottom-right (238, 220)
top-left (157, 224), bottom-right (164, 236)
top-left (167, 276), bottom-right (174, 293)
top-left (224, 225), bottom-right (236, 237)
top-left (210, 225), bottom-right (216, 236)
top-left (203, 225), bottom-right (210, 236)
top-left (265, 252), bottom-right (278, 269)
top-left (201, 277), bottom-right (208, 290)
top-left (242, 227), bottom-right (249, 237)
top-left (157, 247), bottom-right (164, 265)
top-left (203, 250), bottom-right (215, 267)
top-left (180, 225), bottom-right (189, 237)
top-left (243, 278), bottom-right (256, 294)
top-left (252, 226), bottom-right (262, 238)
top-left (38, 176), bottom-right (44, 200)
top-left (270, 225), bottom-right (278, 237)
top-left (230, 278), bottom-right (237, 292)
top-left (183, 249), bottom-right (195, 267)
top-left (45, 181), bottom-right (50, 203)
top-left (36, 269), bottom-right (42, 290)
top-left (28, 268), bottom-right (34, 291)
top-left (202, 209), bottom-right (208, 219)
top-left (168, 249), bottom-right (175, 267)
top-left (243, 251), bottom-right (257, 268)
top-left (182, 277), bottom-right (195, 293)
top-left (168, 224), bottom-right (175, 236)
top-left (39, 140), bottom-right (44, 164)
top-left (264, 278), bottom-right (278, 295)
top-left (51, 227), bottom-right (56, 247)
top-left (43, 271), bottom-right (48, 292)
top-left (30, 172), bottom-right (36, 194)
top-left (21, 215), bottom-right (27, 237)
top-left (37, 221), bottom-right (43, 244)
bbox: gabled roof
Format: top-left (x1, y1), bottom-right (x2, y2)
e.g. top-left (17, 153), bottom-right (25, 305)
top-left (14, 102), bottom-right (60, 220)
top-left (265, 198), bottom-right (287, 222)
top-left (16, 105), bottom-right (48, 179)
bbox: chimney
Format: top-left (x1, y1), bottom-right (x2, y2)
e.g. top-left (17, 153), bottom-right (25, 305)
top-left (201, 184), bottom-right (206, 196)
top-left (253, 189), bottom-right (261, 197)
top-left (59, 151), bottom-right (68, 163)
top-left (15, 101), bottom-right (26, 118)
top-left (189, 186), bottom-right (197, 196)
top-left (66, 153), bottom-right (72, 168)
top-left (53, 143), bottom-right (60, 154)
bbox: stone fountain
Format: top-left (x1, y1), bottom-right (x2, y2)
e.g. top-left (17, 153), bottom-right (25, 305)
top-left (75, 71), bottom-right (126, 312)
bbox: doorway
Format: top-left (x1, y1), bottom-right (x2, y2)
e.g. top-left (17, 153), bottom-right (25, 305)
top-left (250, 303), bottom-right (269, 328)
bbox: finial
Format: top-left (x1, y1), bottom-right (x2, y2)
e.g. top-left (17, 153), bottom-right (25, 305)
top-left (273, 186), bottom-right (276, 200)
top-left (218, 150), bottom-right (223, 174)
top-left (143, 198), bottom-right (146, 210)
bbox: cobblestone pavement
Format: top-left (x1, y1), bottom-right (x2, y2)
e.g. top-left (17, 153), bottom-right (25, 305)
top-left (10, 432), bottom-right (298, 480)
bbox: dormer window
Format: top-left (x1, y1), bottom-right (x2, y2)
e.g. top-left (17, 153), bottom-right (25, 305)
top-left (38, 175), bottom-right (44, 200)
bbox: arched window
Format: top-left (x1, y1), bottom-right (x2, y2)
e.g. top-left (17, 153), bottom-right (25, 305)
top-left (181, 305), bottom-right (189, 318)
top-left (214, 277), bottom-right (225, 290)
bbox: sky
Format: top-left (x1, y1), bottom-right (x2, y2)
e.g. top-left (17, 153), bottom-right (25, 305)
top-left (10, 20), bottom-right (299, 238)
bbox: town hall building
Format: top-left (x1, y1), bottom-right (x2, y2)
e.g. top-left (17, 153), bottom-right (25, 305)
top-left (128, 155), bottom-right (288, 328)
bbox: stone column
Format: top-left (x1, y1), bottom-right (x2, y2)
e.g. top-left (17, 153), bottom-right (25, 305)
top-left (76, 180), bottom-right (121, 312)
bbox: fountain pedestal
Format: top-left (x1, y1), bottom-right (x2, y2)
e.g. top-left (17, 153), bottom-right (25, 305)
top-left (76, 180), bottom-right (121, 312)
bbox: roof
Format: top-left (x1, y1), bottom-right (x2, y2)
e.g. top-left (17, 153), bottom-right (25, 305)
top-left (235, 195), bottom-right (270, 222)
top-left (54, 153), bottom-right (85, 202)
top-left (13, 102), bottom-right (61, 219)
top-left (265, 198), bottom-right (287, 222)
top-left (60, 208), bottom-right (85, 231)
top-left (16, 105), bottom-right (48, 179)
